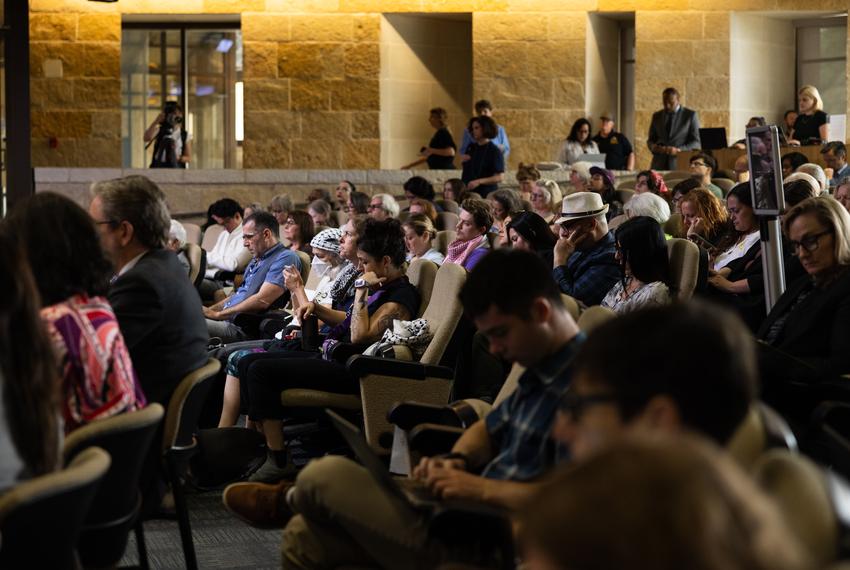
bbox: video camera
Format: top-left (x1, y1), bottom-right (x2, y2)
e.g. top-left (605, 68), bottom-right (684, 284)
top-left (161, 101), bottom-right (183, 131)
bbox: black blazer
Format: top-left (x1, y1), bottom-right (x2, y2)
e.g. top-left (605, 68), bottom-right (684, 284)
top-left (757, 268), bottom-right (850, 384)
top-left (109, 249), bottom-right (209, 406)
top-left (647, 106), bottom-right (701, 170)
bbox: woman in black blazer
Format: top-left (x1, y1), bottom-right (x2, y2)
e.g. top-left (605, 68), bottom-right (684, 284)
top-left (757, 197), bottom-right (850, 414)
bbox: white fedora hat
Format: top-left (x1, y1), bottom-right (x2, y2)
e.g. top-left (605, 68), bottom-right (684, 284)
top-left (554, 192), bottom-right (609, 225)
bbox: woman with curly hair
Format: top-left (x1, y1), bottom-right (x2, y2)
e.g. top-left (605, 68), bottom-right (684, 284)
top-left (678, 187), bottom-right (736, 254)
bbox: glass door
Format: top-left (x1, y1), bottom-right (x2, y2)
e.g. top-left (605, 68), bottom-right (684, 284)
top-left (121, 24), bottom-right (242, 169)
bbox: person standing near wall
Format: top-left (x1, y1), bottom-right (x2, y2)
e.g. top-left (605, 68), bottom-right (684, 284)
top-left (459, 99), bottom-right (511, 163)
top-left (647, 87), bottom-right (701, 171)
top-left (401, 108), bottom-right (456, 170)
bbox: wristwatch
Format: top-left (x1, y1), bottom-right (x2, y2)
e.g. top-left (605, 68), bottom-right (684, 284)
top-left (353, 278), bottom-right (368, 289)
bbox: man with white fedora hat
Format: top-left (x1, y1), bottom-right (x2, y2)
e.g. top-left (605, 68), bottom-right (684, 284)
top-left (552, 192), bottom-right (620, 306)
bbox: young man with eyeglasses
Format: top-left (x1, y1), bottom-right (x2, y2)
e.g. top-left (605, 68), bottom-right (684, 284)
top-left (203, 211), bottom-right (302, 343)
top-left (551, 301), bottom-right (757, 461)
top-left (688, 152), bottom-right (724, 200)
top-left (221, 250), bottom-right (583, 568)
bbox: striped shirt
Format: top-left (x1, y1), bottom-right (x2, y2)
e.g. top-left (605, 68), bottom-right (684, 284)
top-left (482, 333), bottom-right (584, 481)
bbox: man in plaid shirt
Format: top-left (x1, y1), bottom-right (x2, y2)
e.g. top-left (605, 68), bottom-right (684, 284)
top-left (222, 250), bottom-right (583, 569)
top-left (552, 192), bottom-right (620, 306)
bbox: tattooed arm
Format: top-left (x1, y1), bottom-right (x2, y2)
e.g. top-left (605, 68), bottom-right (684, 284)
top-left (349, 297), bottom-right (411, 345)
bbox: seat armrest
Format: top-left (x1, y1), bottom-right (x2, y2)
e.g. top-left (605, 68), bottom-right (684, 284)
top-left (214, 269), bottom-right (236, 282)
top-left (232, 312), bottom-right (268, 338)
top-left (327, 342), bottom-right (369, 364)
top-left (346, 355), bottom-right (454, 380)
top-left (409, 423), bottom-right (464, 456)
top-left (387, 402), bottom-right (464, 431)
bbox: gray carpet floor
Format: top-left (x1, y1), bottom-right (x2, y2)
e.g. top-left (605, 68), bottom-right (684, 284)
top-left (119, 421), bottom-right (351, 569)
top-left (121, 490), bottom-right (282, 569)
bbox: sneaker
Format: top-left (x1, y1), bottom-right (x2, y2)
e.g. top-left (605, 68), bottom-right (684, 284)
top-left (248, 455), bottom-right (300, 483)
top-left (222, 480), bottom-right (296, 529)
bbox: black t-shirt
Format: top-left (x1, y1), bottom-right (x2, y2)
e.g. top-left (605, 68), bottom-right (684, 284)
top-left (461, 141), bottom-right (505, 198)
top-left (427, 128), bottom-right (456, 170)
top-left (592, 131), bottom-right (633, 170)
top-left (339, 277), bottom-right (421, 343)
top-left (793, 111), bottom-right (828, 144)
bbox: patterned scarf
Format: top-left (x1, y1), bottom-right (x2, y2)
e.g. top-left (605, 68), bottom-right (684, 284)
top-left (445, 234), bottom-right (486, 266)
top-left (329, 261), bottom-right (359, 304)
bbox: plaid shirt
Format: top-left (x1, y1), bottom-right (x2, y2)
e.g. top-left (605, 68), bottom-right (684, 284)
top-left (553, 231), bottom-right (620, 306)
top-left (482, 333), bottom-right (585, 481)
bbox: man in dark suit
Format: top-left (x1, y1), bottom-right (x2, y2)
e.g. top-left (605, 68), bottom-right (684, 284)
top-left (647, 87), bottom-right (702, 170)
top-left (90, 175), bottom-right (208, 407)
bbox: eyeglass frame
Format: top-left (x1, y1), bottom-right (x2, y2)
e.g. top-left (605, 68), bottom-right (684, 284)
top-left (789, 230), bottom-right (833, 255)
top-left (558, 389), bottom-right (625, 420)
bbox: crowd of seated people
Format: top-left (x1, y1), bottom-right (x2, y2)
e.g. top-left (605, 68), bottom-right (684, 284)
top-left (6, 136), bottom-right (850, 570)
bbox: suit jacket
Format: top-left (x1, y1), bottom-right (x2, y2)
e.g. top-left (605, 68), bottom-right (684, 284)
top-left (757, 268), bottom-right (850, 384)
top-left (109, 249), bottom-right (209, 406)
top-left (647, 106), bottom-right (701, 170)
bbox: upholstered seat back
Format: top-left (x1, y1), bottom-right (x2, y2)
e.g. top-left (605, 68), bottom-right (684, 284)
top-left (666, 237), bottom-right (700, 300)
top-left (419, 262), bottom-right (467, 365)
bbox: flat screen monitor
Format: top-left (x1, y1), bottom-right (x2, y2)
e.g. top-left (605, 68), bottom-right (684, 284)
top-left (699, 127), bottom-right (728, 150)
top-left (746, 125), bottom-right (785, 216)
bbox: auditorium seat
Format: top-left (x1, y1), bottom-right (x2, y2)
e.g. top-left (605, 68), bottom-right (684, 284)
top-left (201, 224), bottom-right (224, 251)
top-left (727, 402), bottom-right (798, 471)
top-left (280, 262), bottom-right (467, 453)
top-left (184, 243), bottom-right (206, 290)
top-left (0, 447), bottom-right (110, 570)
top-left (436, 211), bottom-right (459, 232)
top-left (435, 230), bottom-right (456, 257)
top-left (712, 177), bottom-right (736, 195)
top-left (183, 222), bottom-right (202, 246)
top-left (63, 404), bottom-right (165, 569)
top-left (664, 212), bottom-right (684, 237)
top-left (146, 358), bottom-right (221, 570)
top-left (753, 450), bottom-right (850, 567)
top-left (666, 237), bottom-right (700, 300)
top-left (576, 305), bottom-right (616, 333)
top-left (435, 198), bottom-right (460, 214)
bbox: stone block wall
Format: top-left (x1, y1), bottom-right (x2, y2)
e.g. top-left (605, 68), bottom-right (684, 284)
top-left (634, 11), bottom-right (730, 170)
top-left (28, 0), bottom-right (850, 172)
top-left (242, 12), bottom-right (382, 169)
top-left (29, 11), bottom-right (122, 167)
top-left (473, 11), bottom-right (587, 169)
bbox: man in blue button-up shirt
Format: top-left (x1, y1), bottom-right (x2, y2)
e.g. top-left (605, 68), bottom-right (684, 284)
top-left (204, 211), bottom-right (301, 342)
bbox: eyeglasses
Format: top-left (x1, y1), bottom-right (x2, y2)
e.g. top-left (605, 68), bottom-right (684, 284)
top-left (367, 204), bottom-right (381, 210)
top-left (242, 232), bottom-right (257, 240)
top-left (93, 219), bottom-right (117, 226)
top-left (690, 162), bottom-right (709, 168)
top-left (284, 219), bottom-right (296, 226)
top-left (789, 230), bottom-right (833, 254)
top-left (558, 390), bottom-right (622, 419)
top-left (531, 193), bottom-right (546, 200)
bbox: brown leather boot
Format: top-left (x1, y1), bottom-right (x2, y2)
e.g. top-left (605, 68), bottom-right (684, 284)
top-left (222, 480), bottom-right (296, 529)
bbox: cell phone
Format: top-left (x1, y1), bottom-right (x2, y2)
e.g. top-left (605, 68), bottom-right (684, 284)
top-left (689, 233), bottom-right (716, 250)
